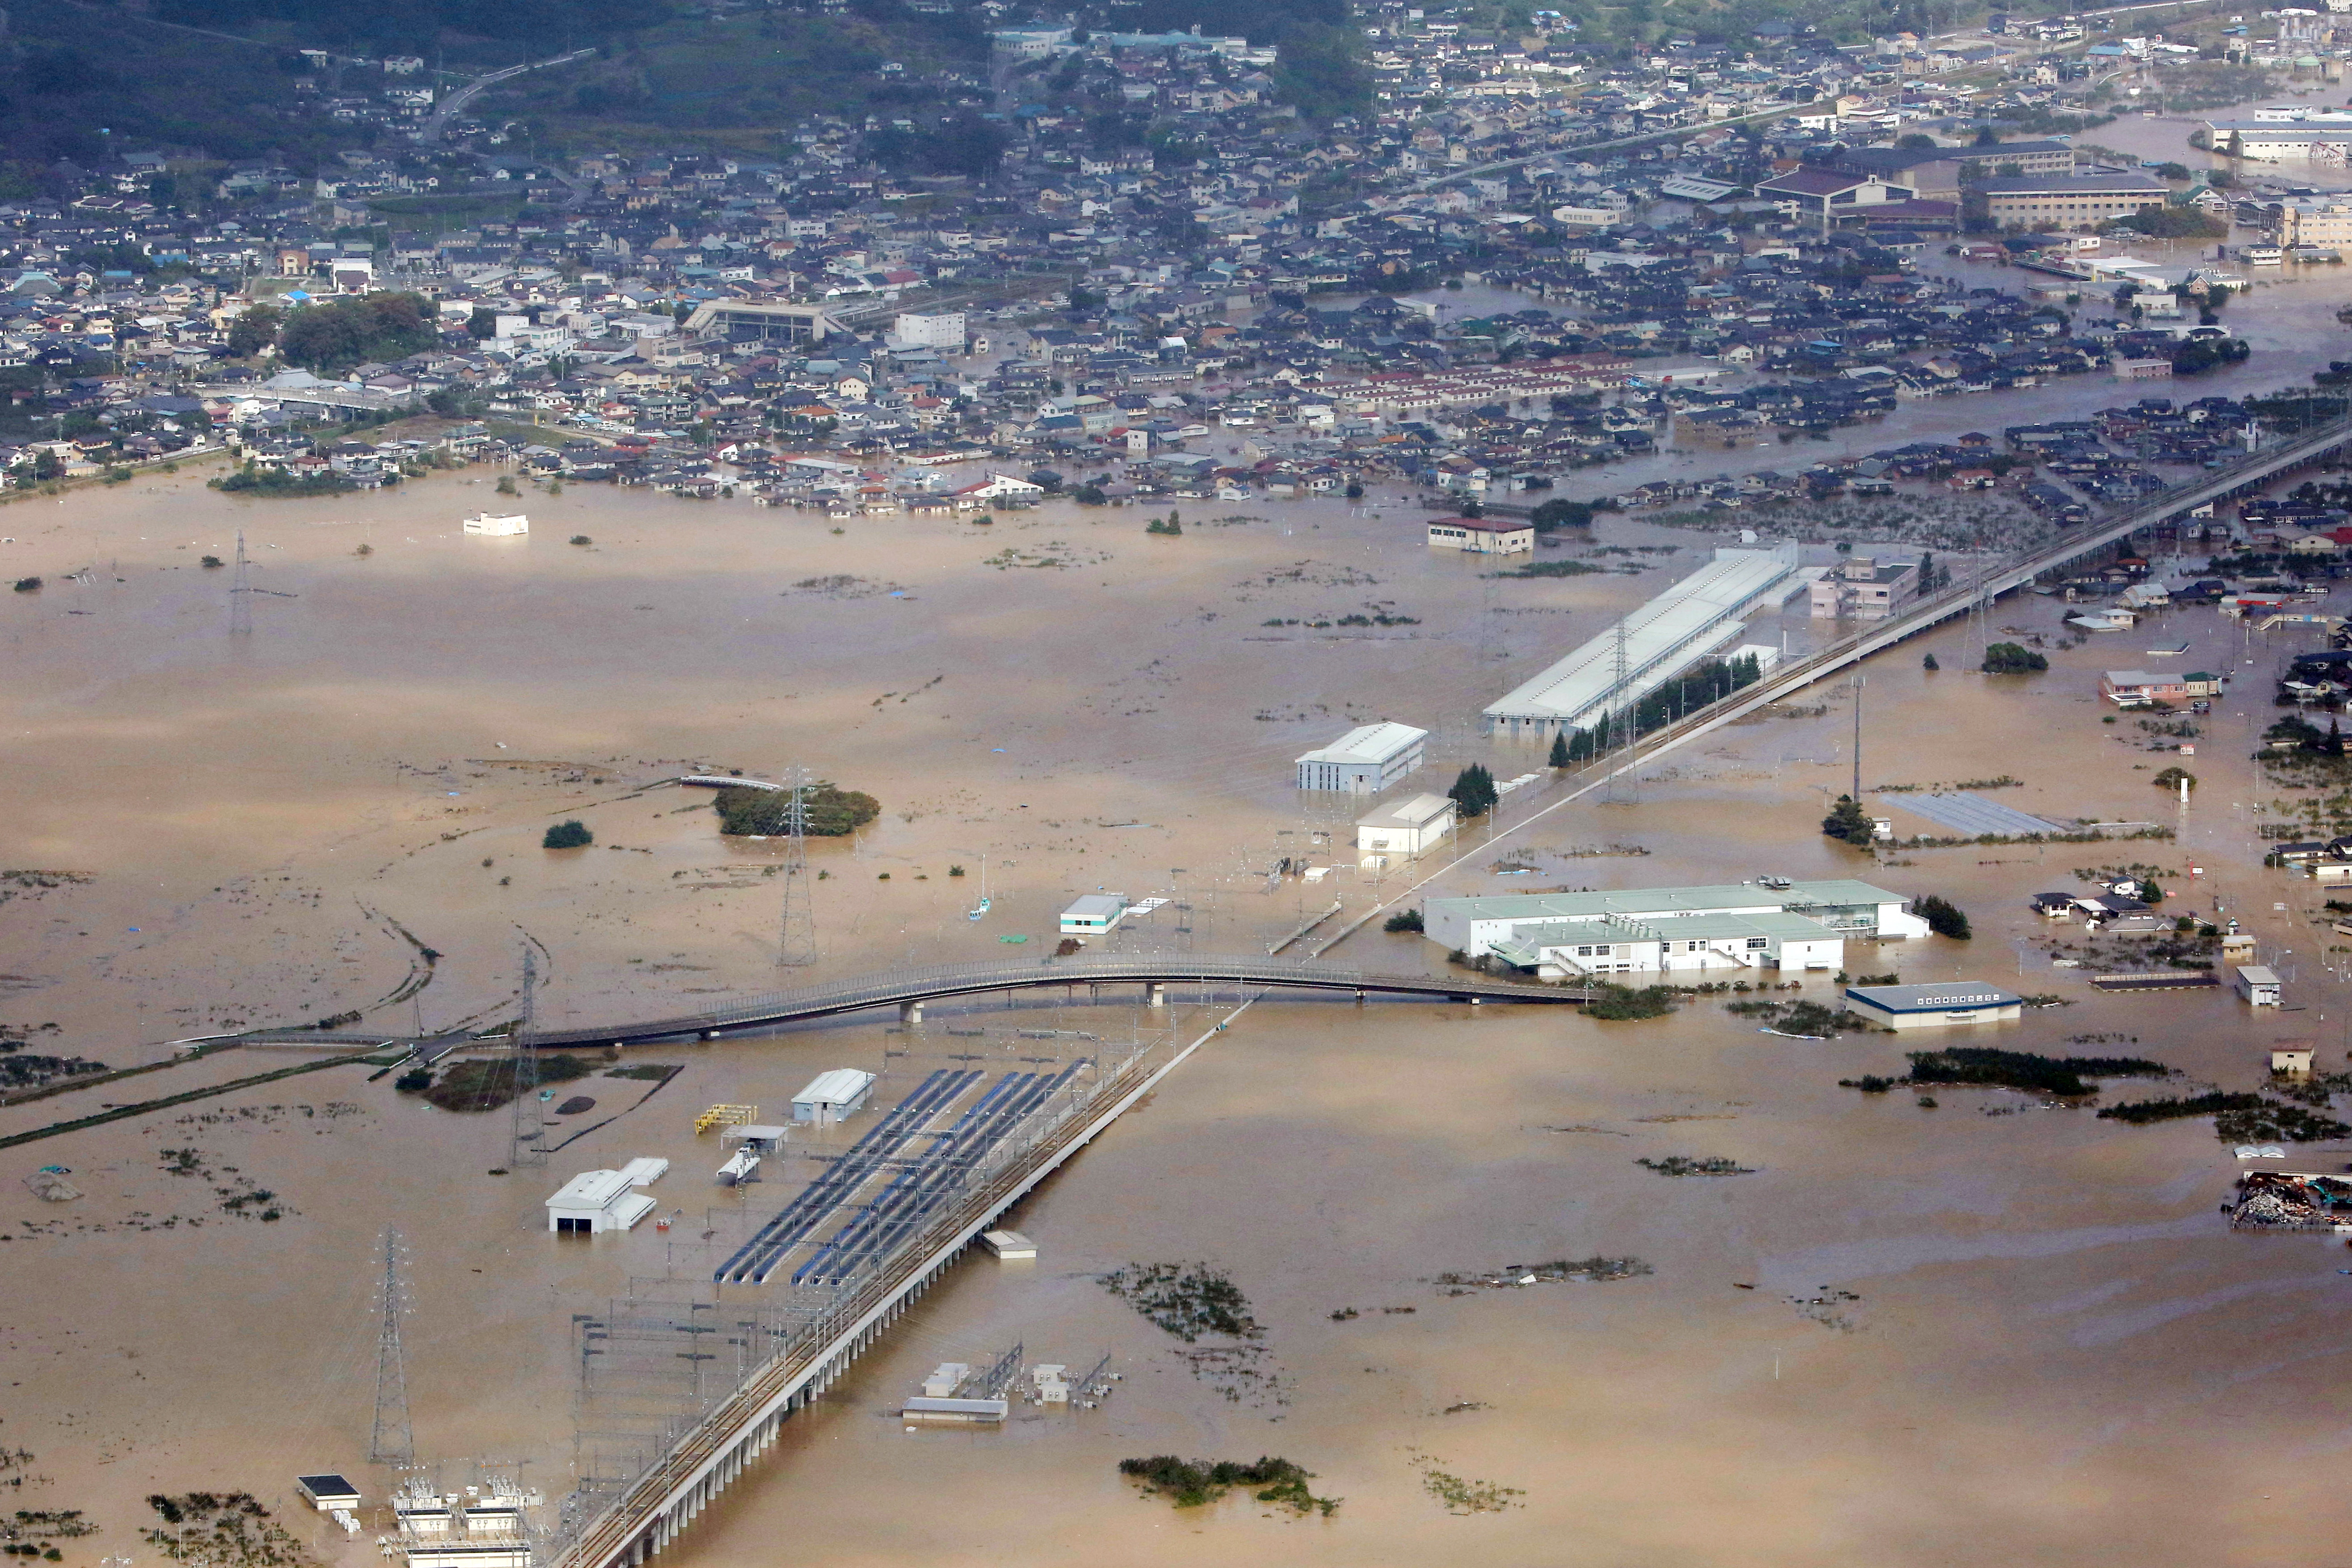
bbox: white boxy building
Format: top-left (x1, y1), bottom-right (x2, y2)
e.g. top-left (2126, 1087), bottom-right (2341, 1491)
top-left (545, 1158), bottom-right (667, 1234)
top-left (791, 1068), bottom-right (878, 1124)
top-left (1356, 793), bottom-right (1457, 865)
top-left (1423, 879), bottom-right (1931, 979)
top-left (462, 511), bottom-right (528, 536)
top-left (1843, 982), bottom-right (2023, 1029)
top-left (1296, 721), bottom-right (1429, 792)
top-left (1060, 894), bottom-right (1130, 934)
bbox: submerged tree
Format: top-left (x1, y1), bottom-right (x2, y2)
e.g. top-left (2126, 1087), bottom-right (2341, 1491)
top-left (1448, 764), bottom-right (1499, 818)
top-left (1822, 794), bottom-right (1875, 847)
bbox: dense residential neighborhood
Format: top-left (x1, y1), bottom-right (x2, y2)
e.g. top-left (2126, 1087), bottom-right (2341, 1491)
top-left (0, 0), bottom-right (2317, 504)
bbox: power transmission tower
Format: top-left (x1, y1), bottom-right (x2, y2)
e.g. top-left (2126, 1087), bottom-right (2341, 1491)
top-left (778, 767), bottom-right (817, 966)
top-left (510, 940), bottom-right (545, 1168)
top-left (371, 1228), bottom-right (415, 1466)
top-left (228, 530), bottom-right (253, 637)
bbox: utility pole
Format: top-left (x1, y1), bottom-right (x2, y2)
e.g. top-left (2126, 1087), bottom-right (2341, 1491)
top-left (510, 938), bottom-right (545, 1169)
top-left (371, 1228), bottom-right (414, 1466)
top-left (779, 767), bottom-right (817, 966)
top-left (1851, 674), bottom-right (1864, 800)
top-left (228, 529), bottom-right (253, 637)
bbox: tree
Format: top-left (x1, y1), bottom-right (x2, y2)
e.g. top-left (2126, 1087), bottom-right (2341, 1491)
top-left (1915, 894), bottom-right (1972, 940)
top-left (226, 304), bottom-right (283, 359)
top-left (1922, 652), bottom-right (1940, 671)
top-left (1447, 764), bottom-right (1499, 818)
top-left (1382, 908), bottom-right (1424, 933)
top-left (2152, 766), bottom-right (2197, 793)
top-left (1973, 125), bottom-right (2001, 146)
top-left (275, 292), bottom-right (439, 374)
top-left (1981, 641), bottom-right (2048, 674)
top-left (1073, 482), bottom-right (1107, 505)
top-left (1529, 497), bottom-right (1593, 533)
top-left (1897, 133), bottom-right (1938, 150)
top-left (543, 820), bottom-right (594, 849)
top-left (1822, 794), bottom-right (1875, 847)
top-left (1549, 730), bottom-right (1571, 768)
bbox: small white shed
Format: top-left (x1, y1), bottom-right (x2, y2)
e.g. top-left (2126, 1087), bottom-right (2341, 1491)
top-left (792, 1068), bottom-right (877, 1125)
top-left (1355, 792), bottom-right (1457, 864)
top-left (2237, 964), bottom-right (2283, 1007)
top-left (545, 1167), bottom-right (660, 1234)
top-left (1059, 894), bottom-right (1130, 934)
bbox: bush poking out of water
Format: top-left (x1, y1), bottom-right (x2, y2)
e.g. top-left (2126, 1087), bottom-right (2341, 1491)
top-left (1981, 641), bottom-right (2048, 675)
top-left (543, 820), bottom-right (593, 849)
top-left (1583, 984), bottom-right (1678, 1020)
top-left (393, 1067), bottom-right (432, 1094)
top-left (712, 782), bottom-right (879, 837)
top-left (1636, 1156), bottom-right (1754, 1177)
top-left (1383, 908), bottom-right (1424, 933)
top-left (1117, 1456), bottom-right (1337, 1515)
top-left (1915, 894), bottom-right (1972, 940)
top-left (1102, 1262), bottom-right (1260, 1342)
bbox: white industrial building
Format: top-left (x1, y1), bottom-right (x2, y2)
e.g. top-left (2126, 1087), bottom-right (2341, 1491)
top-left (1843, 982), bottom-right (2023, 1029)
top-left (462, 511), bottom-right (528, 536)
top-left (1424, 879), bottom-right (1931, 978)
top-left (791, 1068), bottom-right (877, 1124)
top-left (1482, 547), bottom-right (1801, 740)
top-left (892, 310), bottom-right (966, 350)
top-left (545, 1157), bottom-right (667, 1234)
top-left (1296, 720), bottom-right (1428, 792)
top-left (1356, 793), bottom-right (1457, 865)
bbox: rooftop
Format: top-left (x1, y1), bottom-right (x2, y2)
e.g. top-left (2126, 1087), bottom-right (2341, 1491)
top-left (1296, 720), bottom-right (1430, 767)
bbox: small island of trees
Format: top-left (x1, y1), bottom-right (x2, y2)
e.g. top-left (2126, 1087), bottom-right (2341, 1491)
top-left (713, 782), bottom-right (881, 837)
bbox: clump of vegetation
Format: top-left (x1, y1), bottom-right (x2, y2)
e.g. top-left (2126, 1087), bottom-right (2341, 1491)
top-left (606, 1063), bottom-right (680, 1082)
top-left (200, 555), bottom-right (224, 569)
top-left (1896, 1045), bottom-right (2167, 1098)
top-left (713, 783), bottom-right (880, 837)
top-left (1117, 1456), bottom-right (1337, 1516)
top-left (12, 577), bottom-right (39, 593)
top-left (1727, 998), bottom-right (1875, 1035)
top-left (1916, 894), bottom-right (1972, 939)
top-left (1822, 793), bottom-right (1876, 847)
top-left (143, 1493), bottom-right (314, 1568)
top-left (569, 535), bottom-right (592, 546)
top-left (543, 820), bottom-right (594, 849)
top-left (1417, 1462), bottom-right (1525, 1514)
top-left (1446, 763), bottom-right (1498, 818)
top-left (2153, 766), bottom-right (2196, 792)
top-left (393, 1067), bottom-right (432, 1094)
top-left (1981, 641), bottom-right (2049, 674)
top-left (2104, 1092), bottom-right (2352, 1141)
top-left (1144, 512), bottom-right (1183, 536)
top-left (1436, 1256), bottom-right (1653, 1290)
top-left (1583, 984), bottom-right (1679, 1020)
top-left (1382, 908), bottom-right (1424, 933)
top-left (209, 466), bottom-right (356, 497)
top-left (1102, 1262), bottom-right (1259, 1342)
top-left (1636, 1156), bottom-right (1754, 1177)
top-left (422, 1052), bottom-right (594, 1114)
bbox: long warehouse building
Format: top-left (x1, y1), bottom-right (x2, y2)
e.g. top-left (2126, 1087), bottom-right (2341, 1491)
top-left (1482, 546), bottom-right (1803, 739)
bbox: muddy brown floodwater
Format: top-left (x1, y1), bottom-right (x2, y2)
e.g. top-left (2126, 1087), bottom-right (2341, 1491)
top-left (5, 276), bottom-right (2352, 1568)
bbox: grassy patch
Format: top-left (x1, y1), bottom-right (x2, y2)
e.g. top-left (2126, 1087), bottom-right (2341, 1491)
top-left (1102, 1262), bottom-right (1259, 1342)
top-left (1635, 1156), bottom-right (1754, 1177)
top-left (1117, 1456), bottom-right (1338, 1516)
top-left (422, 1052), bottom-right (595, 1113)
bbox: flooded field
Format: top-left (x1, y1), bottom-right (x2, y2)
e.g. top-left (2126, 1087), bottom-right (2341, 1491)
top-left (5, 256), bottom-right (2352, 1568)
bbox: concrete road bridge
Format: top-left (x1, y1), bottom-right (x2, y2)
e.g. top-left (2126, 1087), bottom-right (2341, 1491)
top-left (513, 954), bottom-right (1587, 1049)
